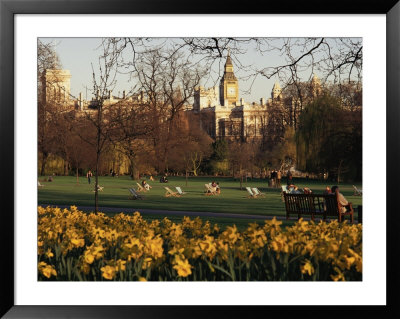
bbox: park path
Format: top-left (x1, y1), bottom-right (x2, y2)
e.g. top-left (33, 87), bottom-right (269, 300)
top-left (39, 204), bottom-right (350, 223)
top-left (40, 204), bottom-right (279, 220)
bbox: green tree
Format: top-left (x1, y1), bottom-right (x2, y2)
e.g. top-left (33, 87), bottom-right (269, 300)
top-left (296, 94), bottom-right (362, 182)
top-left (269, 125), bottom-right (297, 171)
top-left (206, 139), bottom-right (230, 175)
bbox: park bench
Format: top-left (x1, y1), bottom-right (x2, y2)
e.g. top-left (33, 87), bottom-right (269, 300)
top-left (283, 192), bottom-right (354, 223)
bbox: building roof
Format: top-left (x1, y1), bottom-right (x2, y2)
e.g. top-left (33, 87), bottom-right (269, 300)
top-left (272, 81), bottom-right (281, 91)
top-left (225, 51), bottom-right (233, 66)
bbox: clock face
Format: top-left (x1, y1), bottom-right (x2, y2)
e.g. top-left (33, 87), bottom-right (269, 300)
top-left (227, 87), bottom-right (236, 96)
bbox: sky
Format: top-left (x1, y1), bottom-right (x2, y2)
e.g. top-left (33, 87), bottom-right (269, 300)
top-left (39, 37), bottom-right (360, 103)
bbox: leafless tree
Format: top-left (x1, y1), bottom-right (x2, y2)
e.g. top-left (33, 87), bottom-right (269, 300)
top-left (130, 48), bottom-right (206, 173)
top-left (37, 40), bottom-right (62, 175)
top-left (76, 40), bottom-right (120, 213)
top-left (105, 97), bottom-right (153, 180)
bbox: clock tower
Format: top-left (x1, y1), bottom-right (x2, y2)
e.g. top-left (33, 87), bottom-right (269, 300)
top-left (220, 51), bottom-right (239, 106)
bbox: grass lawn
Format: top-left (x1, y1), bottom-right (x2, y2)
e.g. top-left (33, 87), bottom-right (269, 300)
top-left (38, 175), bottom-right (362, 230)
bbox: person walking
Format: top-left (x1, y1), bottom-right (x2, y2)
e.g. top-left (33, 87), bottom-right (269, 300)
top-left (87, 170), bottom-right (92, 184)
top-left (277, 170), bottom-right (282, 187)
top-left (286, 170), bottom-right (293, 186)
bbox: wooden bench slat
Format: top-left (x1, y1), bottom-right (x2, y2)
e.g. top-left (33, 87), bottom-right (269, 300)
top-left (283, 192), bottom-right (354, 223)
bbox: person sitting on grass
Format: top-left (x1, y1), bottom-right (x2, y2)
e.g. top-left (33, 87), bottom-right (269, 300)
top-left (216, 182), bottom-right (221, 194)
top-left (209, 181), bottom-right (218, 193)
top-left (142, 180), bottom-right (152, 191)
top-left (160, 175), bottom-right (168, 183)
top-left (303, 187), bottom-right (312, 194)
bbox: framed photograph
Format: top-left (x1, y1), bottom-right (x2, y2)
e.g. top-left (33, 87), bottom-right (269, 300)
top-left (1, 0), bottom-right (399, 317)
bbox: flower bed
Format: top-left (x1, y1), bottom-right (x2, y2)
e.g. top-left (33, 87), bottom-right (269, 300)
top-left (38, 206), bottom-right (362, 281)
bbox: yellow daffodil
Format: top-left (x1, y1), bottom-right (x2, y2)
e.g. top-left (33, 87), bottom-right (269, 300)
top-left (116, 259), bottom-right (126, 271)
top-left (301, 260), bottom-right (315, 276)
top-left (38, 206), bottom-right (362, 282)
top-left (173, 255), bottom-right (192, 277)
top-left (101, 265), bottom-right (116, 280)
top-left (84, 251), bottom-right (95, 264)
top-left (71, 238), bottom-right (85, 248)
top-left (38, 262), bottom-right (57, 278)
top-left (45, 248), bottom-right (54, 258)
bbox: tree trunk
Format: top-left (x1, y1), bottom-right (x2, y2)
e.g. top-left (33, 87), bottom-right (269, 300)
top-left (130, 157), bottom-right (140, 180)
top-left (40, 152), bottom-right (48, 176)
top-left (240, 171), bottom-right (243, 190)
top-left (185, 170), bottom-right (188, 187)
top-left (64, 160), bottom-right (69, 176)
top-left (76, 167), bottom-right (79, 184)
top-left (337, 160), bottom-right (343, 184)
top-left (130, 158), bottom-right (135, 180)
top-left (94, 152), bottom-right (99, 213)
top-left (94, 107), bottom-right (101, 213)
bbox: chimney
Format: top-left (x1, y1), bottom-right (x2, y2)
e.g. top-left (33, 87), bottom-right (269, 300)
top-left (260, 98), bottom-right (265, 106)
top-left (109, 90), bottom-right (112, 100)
top-left (240, 98), bottom-right (244, 106)
top-left (122, 90), bottom-right (126, 99)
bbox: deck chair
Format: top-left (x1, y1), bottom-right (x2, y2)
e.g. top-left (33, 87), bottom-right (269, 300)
top-left (136, 182), bottom-right (146, 192)
top-left (353, 185), bottom-right (362, 196)
top-left (38, 181), bottom-right (44, 187)
top-left (246, 187), bottom-right (257, 198)
top-left (281, 185), bottom-right (288, 202)
top-left (164, 187), bottom-right (180, 197)
top-left (129, 188), bottom-right (144, 200)
top-left (175, 187), bottom-right (186, 195)
top-left (252, 187), bottom-right (266, 197)
top-left (93, 185), bottom-right (104, 192)
top-left (204, 183), bottom-right (217, 196)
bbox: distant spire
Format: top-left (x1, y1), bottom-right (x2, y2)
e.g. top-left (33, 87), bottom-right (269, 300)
top-left (272, 81), bottom-right (281, 90)
top-left (225, 48), bottom-right (233, 66)
top-left (271, 81), bottom-right (282, 100)
top-left (311, 73), bottom-right (320, 83)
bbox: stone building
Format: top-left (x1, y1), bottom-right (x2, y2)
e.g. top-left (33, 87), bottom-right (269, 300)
top-left (193, 53), bottom-right (283, 141)
top-left (192, 52), bottom-right (330, 141)
top-left (43, 69), bottom-right (71, 104)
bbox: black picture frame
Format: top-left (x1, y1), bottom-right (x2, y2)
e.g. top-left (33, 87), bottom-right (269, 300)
top-left (1, 0), bottom-right (399, 318)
